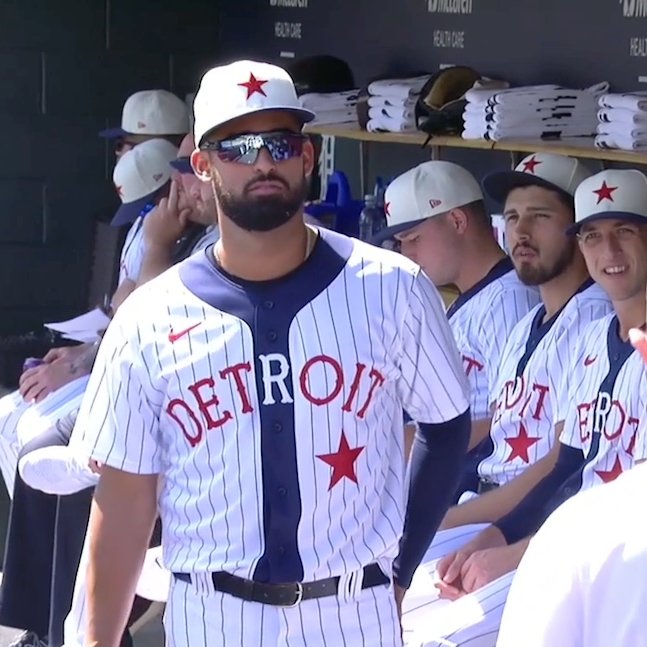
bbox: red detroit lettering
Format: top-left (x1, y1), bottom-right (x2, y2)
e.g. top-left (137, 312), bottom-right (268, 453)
top-left (462, 355), bottom-right (484, 377)
top-left (166, 354), bottom-right (386, 447)
top-left (579, 392), bottom-right (640, 444)
top-left (493, 377), bottom-right (549, 423)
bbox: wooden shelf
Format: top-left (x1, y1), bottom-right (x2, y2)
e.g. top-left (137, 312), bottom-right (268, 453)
top-left (304, 123), bottom-right (647, 166)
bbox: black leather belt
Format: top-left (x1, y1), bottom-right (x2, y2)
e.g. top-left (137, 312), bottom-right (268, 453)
top-left (477, 477), bottom-right (500, 494)
top-left (173, 563), bottom-right (388, 607)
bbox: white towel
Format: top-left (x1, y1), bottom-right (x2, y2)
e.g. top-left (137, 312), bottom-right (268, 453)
top-left (598, 92), bottom-right (647, 112)
top-left (368, 105), bottom-right (415, 121)
top-left (597, 122), bottom-right (647, 139)
top-left (367, 95), bottom-right (417, 110)
top-left (366, 114), bottom-right (417, 133)
top-left (595, 132), bottom-right (647, 150)
top-left (597, 107), bottom-right (647, 125)
top-left (367, 75), bottom-right (429, 101)
top-left (299, 90), bottom-right (359, 111)
top-left (309, 108), bottom-right (357, 126)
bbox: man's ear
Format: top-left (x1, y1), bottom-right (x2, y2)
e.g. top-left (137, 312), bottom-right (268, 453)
top-left (448, 208), bottom-right (469, 234)
top-left (191, 150), bottom-right (213, 183)
top-left (302, 137), bottom-right (316, 179)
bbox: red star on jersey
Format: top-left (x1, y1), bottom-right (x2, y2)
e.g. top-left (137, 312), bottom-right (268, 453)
top-left (238, 73), bottom-right (268, 99)
top-left (504, 422), bottom-right (541, 464)
top-left (594, 455), bottom-right (624, 484)
top-left (593, 181), bottom-right (618, 204)
top-left (521, 155), bottom-right (542, 174)
top-left (317, 431), bottom-right (365, 490)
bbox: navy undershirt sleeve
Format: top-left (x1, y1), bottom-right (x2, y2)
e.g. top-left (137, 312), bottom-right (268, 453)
top-left (393, 408), bottom-right (470, 588)
top-left (493, 443), bottom-right (585, 545)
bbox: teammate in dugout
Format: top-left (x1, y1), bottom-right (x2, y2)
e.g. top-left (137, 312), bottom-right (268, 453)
top-left (71, 60), bottom-right (472, 647)
top-left (400, 153), bottom-right (614, 647)
top-left (373, 160), bottom-right (540, 498)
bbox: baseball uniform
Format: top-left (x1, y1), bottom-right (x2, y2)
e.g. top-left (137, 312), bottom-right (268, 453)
top-left (497, 460), bottom-right (647, 647)
top-left (400, 281), bottom-right (612, 646)
top-left (69, 228), bottom-right (469, 647)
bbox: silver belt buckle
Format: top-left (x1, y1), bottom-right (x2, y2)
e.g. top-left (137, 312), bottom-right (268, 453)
top-left (282, 581), bottom-right (303, 607)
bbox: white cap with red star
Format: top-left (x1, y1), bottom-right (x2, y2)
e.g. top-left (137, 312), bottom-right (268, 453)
top-left (568, 169), bottom-right (647, 235)
top-left (192, 60), bottom-right (316, 146)
top-left (482, 152), bottom-right (592, 204)
top-left (100, 90), bottom-right (190, 139)
top-left (371, 160), bottom-right (483, 244)
top-left (111, 138), bottom-right (178, 227)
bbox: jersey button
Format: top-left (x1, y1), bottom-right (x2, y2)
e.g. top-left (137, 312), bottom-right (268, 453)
top-left (263, 300), bottom-right (275, 310)
top-left (278, 486), bottom-right (287, 496)
top-left (273, 421), bottom-right (283, 433)
top-left (267, 330), bottom-right (278, 342)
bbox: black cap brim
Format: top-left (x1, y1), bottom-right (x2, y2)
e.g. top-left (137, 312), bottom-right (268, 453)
top-left (170, 157), bottom-right (192, 174)
top-left (99, 126), bottom-right (127, 139)
top-left (369, 219), bottom-right (422, 245)
top-left (110, 191), bottom-right (156, 227)
top-left (567, 211), bottom-right (647, 236)
top-left (482, 171), bottom-right (573, 205)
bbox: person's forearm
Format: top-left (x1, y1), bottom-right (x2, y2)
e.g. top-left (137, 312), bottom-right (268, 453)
top-left (442, 446), bottom-right (559, 529)
top-left (468, 416), bottom-right (492, 451)
top-left (137, 244), bottom-right (175, 287)
top-left (86, 467), bottom-right (158, 647)
top-left (111, 279), bottom-right (136, 312)
top-left (394, 408), bottom-right (470, 587)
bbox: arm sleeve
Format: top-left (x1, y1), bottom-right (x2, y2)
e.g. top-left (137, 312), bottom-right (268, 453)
top-left (393, 409), bottom-right (471, 587)
top-left (493, 442), bottom-right (585, 544)
top-left (70, 309), bottom-right (164, 475)
top-left (397, 270), bottom-right (469, 423)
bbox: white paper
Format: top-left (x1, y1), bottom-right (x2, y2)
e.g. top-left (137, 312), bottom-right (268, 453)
top-left (45, 307), bottom-right (110, 343)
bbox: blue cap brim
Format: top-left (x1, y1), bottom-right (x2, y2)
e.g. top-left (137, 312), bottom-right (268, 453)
top-left (482, 171), bottom-right (574, 205)
top-left (110, 192), bottom-right (156, 227)
top-left (370, 219), bottom-right (424, 245)
top-left (170, 157), bottom-right (192, 174)
top-left (567, 211), bottom-right (647, 236)
top-left (99, 126), bottom-right (127, 139)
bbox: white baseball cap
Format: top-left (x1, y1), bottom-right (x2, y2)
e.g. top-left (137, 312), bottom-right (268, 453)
top-left (373, 161), bottom-right (484, 243)
top-left (482, 153), bottom-right (592, 204)
top-left (193, 60), bottom-right (316, 146)
top-left (100, 89), bottom-right (190, 139)
top-left (569, 169), bottom-right (647, 235)
top-left (111, 138), bottom-right (178, 227)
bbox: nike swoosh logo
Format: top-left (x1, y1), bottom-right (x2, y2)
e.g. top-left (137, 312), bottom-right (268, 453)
top-left (584, 355), bottom-right (597, 366)
top-left (168, 323), bottom-right (201, 343)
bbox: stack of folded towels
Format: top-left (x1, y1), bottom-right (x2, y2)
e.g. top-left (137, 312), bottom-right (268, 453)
top-left (462, 83), bottom-right (608, 141)
top-left (365, 75), bottom-right (430, 133)
top-left (596, 92), bottom-right (647, 151)
top-left (298, 89), bottom-right (360, 126)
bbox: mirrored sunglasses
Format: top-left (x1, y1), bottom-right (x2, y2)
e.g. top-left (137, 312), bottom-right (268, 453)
top-left (200, 130), bottom-right (306, 165)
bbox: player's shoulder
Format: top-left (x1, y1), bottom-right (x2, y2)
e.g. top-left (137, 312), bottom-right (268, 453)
top-left (483, 269), bottom-right (539, 305)
top-left (565, 281), bottom-right (612, 315)
top-left (509, 302), bottom-right (544, 336)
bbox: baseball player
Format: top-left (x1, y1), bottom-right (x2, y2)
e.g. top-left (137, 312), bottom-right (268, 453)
top-left (374, 160), bottom-right (540, 493)
top-left (71, 59), bottom-right (471, 647)
top-left (0, 140), bottom-right (179, 647)
top-left (400, 153), bottom-right (614, 646)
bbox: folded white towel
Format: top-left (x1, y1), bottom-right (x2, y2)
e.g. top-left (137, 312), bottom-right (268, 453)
top-left (596, 122), bottom-right (647, 139)
top-left (366, 114), bottom-right (417, 133)
top-left (598, 92), bottom-right (647, 112)
top-left (310, 108), bottom-right (358, 126)
top-left (368, 105), bottom-right (415, 121)
top-left (299, 90), bottom-right (360, 111)
top-left (367, 95), bottom-right (417, 110)
top-left (597, 106), bottom-right (647, 125)
top-left (367, 75), bottom-right (429, 101)
top-left (595, 132), bottom-right (647, 150)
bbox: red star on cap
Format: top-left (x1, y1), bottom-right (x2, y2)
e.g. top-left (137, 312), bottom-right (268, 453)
top-left (384, 201), bottom-right (391, 218)
top-left (593, 181), bottom-right (618, 204)
top-left (238, 73), bottom-right (268, 100)
top-left (522, 155), bottom-right (542, 174)
top-left (594, 455), bottom-right (624, 484)
top-left (504, 422), bottom-right (541, 464)
top-left (317, 431), bottom-right (365, 490)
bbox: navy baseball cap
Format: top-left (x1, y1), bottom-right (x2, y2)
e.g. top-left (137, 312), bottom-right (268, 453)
top-left (100, 90), bottom-right (190, 140)
top-left (111, 139), bottom-right (178, 227)
top-left (170, 156), bottom-right (192, 174)
top-left (482, 153), bottom-right (592, 205)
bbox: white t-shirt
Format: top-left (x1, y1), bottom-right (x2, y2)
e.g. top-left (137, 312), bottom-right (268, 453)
top-left (497, 460), bottom-right (647, 647)
top-left (73, 229), bottom-right (469, 578)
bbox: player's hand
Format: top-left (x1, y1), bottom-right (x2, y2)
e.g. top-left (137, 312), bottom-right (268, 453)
top-left (459, 543), bottom-right (522, 594)
top-left (394, 582), bottom-right (406, 620)
top-left (629, 327), bottom-right (647, 364)
top-left (42, 343), bottom-right (89, 365)
top-left (19, 359), bottom-right (79, 403)
top-left (143, 179), bottom-right (192, 249)
top-left (89, 459), bottom-right (103, 474)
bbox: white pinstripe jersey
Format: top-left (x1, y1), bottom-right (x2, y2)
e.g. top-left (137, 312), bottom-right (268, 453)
top-left (446, 259), bottom-right (540, 421)
top-left (559, 313), bottom-right (647, 491)
top-left (479, 281), bottom-right (612, 485)
top-left (118, 215), bottom-right (146, 284)
top-left (73, 229), bottom-right (470, 580)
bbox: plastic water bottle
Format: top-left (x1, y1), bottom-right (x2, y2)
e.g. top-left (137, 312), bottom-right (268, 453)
top-left (358, 194), bottom-right (386, 242)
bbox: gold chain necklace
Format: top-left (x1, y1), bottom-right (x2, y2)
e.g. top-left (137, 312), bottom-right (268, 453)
top-left (214, 225), bottom-right (317, 268)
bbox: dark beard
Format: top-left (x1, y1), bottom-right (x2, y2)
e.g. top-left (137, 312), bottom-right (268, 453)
top-left (215, 172), bottom-right (309, 232)
top-left (515, 241), bottom-right (576, 286)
